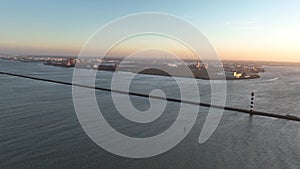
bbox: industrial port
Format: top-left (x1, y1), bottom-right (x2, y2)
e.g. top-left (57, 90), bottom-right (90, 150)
top-left (0, 55), bottom-right (264, 80)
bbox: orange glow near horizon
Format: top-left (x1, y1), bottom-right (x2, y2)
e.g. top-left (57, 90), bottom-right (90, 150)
top-left (2, 41), bottom-right (300, 63)
top-left (103, 34), bottom-right (199, 60)
top-left (2, 32), bottom-right (300, 63)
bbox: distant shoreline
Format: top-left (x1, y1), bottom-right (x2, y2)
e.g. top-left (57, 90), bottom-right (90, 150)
top-left (1, 53), bottom-right (300, 66)
top-left (0, 56), bottom-right (263, 80)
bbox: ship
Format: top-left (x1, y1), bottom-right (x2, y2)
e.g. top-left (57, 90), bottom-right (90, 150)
top-left (97, 62), bottom-right (118, 71)
top-left (44, 58), bottom-right (75, 68)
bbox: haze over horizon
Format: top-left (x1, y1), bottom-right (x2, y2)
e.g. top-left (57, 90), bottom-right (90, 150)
top-left (1, 0), bottom-right (300, 62)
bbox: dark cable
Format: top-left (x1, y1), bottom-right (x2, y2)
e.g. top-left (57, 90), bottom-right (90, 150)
top-left (1, 71), bottom-right (300, 122)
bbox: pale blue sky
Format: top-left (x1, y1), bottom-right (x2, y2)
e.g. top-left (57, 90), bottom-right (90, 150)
top-left (0, 0), bottom-right (299, 61)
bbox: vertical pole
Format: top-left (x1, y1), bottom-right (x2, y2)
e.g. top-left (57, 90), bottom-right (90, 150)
top-left (165, 53), bottom-right (168, 63)
top-left (250, 92), bottom-right (254, 115)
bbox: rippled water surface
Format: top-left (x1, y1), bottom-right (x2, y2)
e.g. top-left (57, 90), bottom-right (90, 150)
top-left (0, 60), bottom-right (299, 169)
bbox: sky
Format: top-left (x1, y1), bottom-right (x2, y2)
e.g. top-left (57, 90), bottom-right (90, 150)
top-left (0, 0), bottom-right (300, 62)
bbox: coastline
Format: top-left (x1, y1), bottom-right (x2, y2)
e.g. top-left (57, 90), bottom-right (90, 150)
top-left (0, 56), bottom-right (263, 80)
